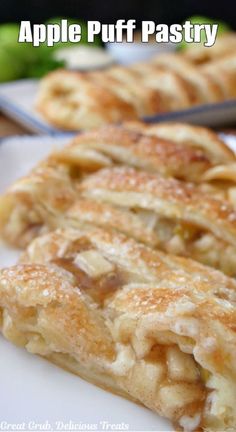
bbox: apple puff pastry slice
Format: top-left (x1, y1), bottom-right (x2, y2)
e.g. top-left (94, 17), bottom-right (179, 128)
top-left (129, 64), bottom-right (195, 110)
top-left (200, 54), bottom-right (236, 100)
top-left (77, 167), bottom-right (236, 276)
top-left (89, 67), bottom-right (165, 117)
top-left (0, 163), bottom-right (77, 248)
top-left (0, 227), bottom-right (236, 431)
top-left (51, 123), bottom-right (235, 194)
top-left (52, 124), bottom-right (216, 182)
top-left (123, 122), bottom-right (236, 205)
top-left (36, 70), bottom-right (138, 131)
top-left (151, 53), bottom-right (224, 104)
top-left (123, 122), bottom-right (235, 164)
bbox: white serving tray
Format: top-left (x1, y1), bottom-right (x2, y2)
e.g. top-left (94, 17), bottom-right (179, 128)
top-left (0, 79), bottom-right (236, 135)
top-left (0, 135), bottom-right (172, 431)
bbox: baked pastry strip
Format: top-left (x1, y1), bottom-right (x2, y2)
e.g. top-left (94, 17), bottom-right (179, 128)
top-left (0, 123), bottom-right (235, 252)
top-left (48, 121), bottom-right (236, 186)
top-left (51, 123), bottom-right (236, 204)
top-left (123, 122), bottom-right (235, 164)
top-left (52, 124), bottom-right (215, 182)
top-left (36, 41), bottom-right (236, 130)
top-left (50, 123), bottom-right (236, 210)
top-left (0, 227), bottom-right (235, 431)
top-left (129, 64), bottom-right (195, 110)
top-left (77, 167), bottom-right (236, 275)
top-left (36, 70), bottom-right (138, 131)
top-left (200, 54), bottom-right (236, 99)
top-left (89, 68), bottom-right (165, 117)
top-left (150, 53), bottom-right (224, 104)
top-left (0, 163), bottom-right (77, 247)
top-left (122, 122), bottom-right (236, 204)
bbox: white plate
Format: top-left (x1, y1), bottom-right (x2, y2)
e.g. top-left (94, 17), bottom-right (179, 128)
top-left (0, 80), bottom-right (62, 135)
top-left (0, 135), bottom-right (172, 431)
top-left (0, 80), bottom-right (236, 135)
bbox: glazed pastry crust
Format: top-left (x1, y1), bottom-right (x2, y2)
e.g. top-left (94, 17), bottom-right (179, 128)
top-left (64, 198), bottom-right (160, 247)
top-left (0, 163), bottom-right (77, 247)
top-left (50, 122), bottom-right (235, 184)
top-left (130, 64), bottom-right (195, 109)
top-left (200, 54), bottom-right (236, 99)
top-left (90, 67), bottom-right (165, 116)
top-left (78, 167), bottom-right (236, 275)
top-left (151, 53), bottom-right (224, 104)
top-left (80, 167), bottom-right (236, 246)
top-left (123, 121), bottom-right (235, 163)
top-left (53, 124), bottom-right (214, 182)
top-left (36, 70), bottom-right (138, 130)
top-left (0, 227), bottom-right (236, 431)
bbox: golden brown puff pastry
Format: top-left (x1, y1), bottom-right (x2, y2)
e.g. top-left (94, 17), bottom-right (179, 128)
top-left (151, 53), bottom-right (224, 104)
top-left (36, 41), bottom-right (236, 131)
top-left (137, 55), bottom-right (206, 107)
top-left (1, 227), bottom-right (236, 431)
top-left (134, 122), bottom-right (236, 205)
top-left (78, 167), bottom-right (236, 275)
top-left (60, 198), bottom-right (160, 247)
top-left (184, 32), bottom-right (236, 65)
top-left (104, 65), bottom-right (192, 112)
top-left (202, 163), bottom-right (236, 192)
top-left (0, 163), bottom-right (77, 247)
top-left (33, 122), bottom-right (236, 208)
top-left (130, 64), bottom-right (194, 110)
top-left (36, 70), bottom-right (138, 130)
top-left (124, 121), bottom-right (235, 164)
top-left (200, 54), bottom-right (236, 99)
top-left (120, 122), bottom-right (236, 205)
top-left (89, 68), bottom-right (165, 117)
top-left (202, 164), bottom-right (236, 209)
top-left (52, 124), bottom-right (214, 182)
top-left (203, 68), bottom-right (236, 100)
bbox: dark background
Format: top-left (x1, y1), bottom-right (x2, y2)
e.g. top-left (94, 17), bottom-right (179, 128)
top-left (0, 0), bottom-right (236, 28)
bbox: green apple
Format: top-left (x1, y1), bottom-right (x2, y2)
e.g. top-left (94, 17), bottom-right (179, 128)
top-left (26, 57), bottom-right (64, 78)
top-left (0, 23), bottom-right (19, 45)
top-left (0, 18), bottom-right (101, 81)
top-left (0, 23), bottom-right (38, 64)
top-left (0, 47), bottom-right (24, 81)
